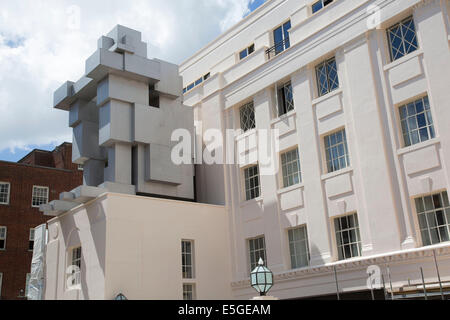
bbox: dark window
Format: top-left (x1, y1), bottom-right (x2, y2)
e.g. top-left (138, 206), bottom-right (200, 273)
top-left (312, 0), bottom-right (334, 14)
top-left (315, 57), bottom-right (339, 97)
top-left (239, 102), bottom-right (256, 132)
top-left (277, 81), bottom-right (294, 116)
top-left (203, 73), bottom-right (210, 81)
top-left (149, 85), bottom-right (160, 108)
top-left (239, 44), bottom-right (256, 60)
top-left (387, 16), bottom-right (418, 62)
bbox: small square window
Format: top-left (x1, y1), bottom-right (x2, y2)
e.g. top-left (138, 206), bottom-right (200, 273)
top-left (239, 44), bottom-right (255, 60)
top-left (183, 283), bottom-right (196, 300)
top-left (312, 0), bottom-right (334, 14)
top-left (31, 186), bottom-right (48, 208)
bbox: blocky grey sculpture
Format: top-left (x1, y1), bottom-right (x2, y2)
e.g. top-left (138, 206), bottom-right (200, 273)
top-left (54, 25), bottom-right (194, 200)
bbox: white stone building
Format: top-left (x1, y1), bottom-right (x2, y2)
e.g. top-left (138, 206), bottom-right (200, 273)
top-left (41, 0), bottom-right (450, 300)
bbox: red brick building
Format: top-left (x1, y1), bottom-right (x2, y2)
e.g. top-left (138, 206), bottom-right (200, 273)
top-left (0, 142), bottom-right (82, 300)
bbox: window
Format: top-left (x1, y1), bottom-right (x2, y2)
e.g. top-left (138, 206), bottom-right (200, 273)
top-left (239, 101), bottom-right (256, 132)
top-left (182, 240), bottom-right (194, 279)
top-left (399, 96), bottom-right (435, 147)
top-left (183, 284), bottom-right (196, 300)
top-left (273, 20), bottom-right (291, 56)
top-left (334, 213), bottom-right (362, 260)
top-left (77, 164), bottom-right (84, 171)
top-left (239, 44), bottom-right (255, 60)
top-left (312, 0), bottom-right (334, 14)
top-left (288, 226), bottom-right (310, 269)
top-left (244, 165), bottom-right (260, 201)
top-left (315, 57), bottom-right (339, 97)
top-left (69, 247), bottom-right (82, 287)
top-left (0, 227), bottom-right (6, 250)
top-left (281, 148), bottom-right (302, 188)
top-left (149, 85), bottom-right (160, 108)
top-left (277, 81), bottom-right (294, 116)
top-left (183, 73), bottom-right (211, 93)
top-left (324, 129), bottom-right (350, 173)
top-left (387, 16), bottom-right (418, 62)
top-left (31, 186), bottom-right (48, 208)
top-left (0, 182), bottom-right (10, 205)
top-left (25, 273), bottom-right (31, 298)
top-left (415, 191), bottom-right (450, 246)
top-left (29, 229), bottom-right (35, 251)
top-left (248, 236), bottom-right (266, 271)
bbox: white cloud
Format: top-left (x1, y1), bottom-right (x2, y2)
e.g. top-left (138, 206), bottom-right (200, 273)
top-left (0, 0), bottom-right (252, 153)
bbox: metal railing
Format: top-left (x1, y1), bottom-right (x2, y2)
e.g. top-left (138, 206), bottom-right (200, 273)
top-left (265, 38), bottom-right (290, 60)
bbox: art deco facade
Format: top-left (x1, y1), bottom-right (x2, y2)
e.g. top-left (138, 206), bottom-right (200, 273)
top-left (41, 0), bottom-right (450, 300)
top-left (180, 0), bottom-right (450, 299)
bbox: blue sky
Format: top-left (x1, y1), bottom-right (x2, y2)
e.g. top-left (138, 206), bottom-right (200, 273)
top-left (0, 0), bottom-right (266, 163)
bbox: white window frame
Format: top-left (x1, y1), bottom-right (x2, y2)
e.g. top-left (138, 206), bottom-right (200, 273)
top-left (288, 225), bottom-right (310, 269)
top-left (248, 236), bottom-right (266, 272)
top-left (0, 226), bottom-right (6, 251)
top-left (31, 186), bottom-right (49, 208)
top-left (334, 213), bottom-right (362, 261)
top-left (0, 182), bottom-right (10, 205)
top-left (312, 0), bottom-right (335, 14)
top-left (29, 229), bottom-right (35, 252)
top-left (239, 43), bottom-right (255, 60)
top-left (414, 191), bottom-right (450, 246)
top-left (67, 246), bottom-right (82, 289)
top-left (183, 283), bottom-right (196, 300)
top-left (323, 128), bottom-right (350, 174)
top-left (182, 240), bottom-right (195, 279)
top-left (243, 164), bottom-right (261, 201)
top-left (280, 148), bottom-right (302, 188)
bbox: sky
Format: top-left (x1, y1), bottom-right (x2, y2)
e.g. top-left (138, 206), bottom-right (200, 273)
top-left (0, 0), bottom-right (266, 162)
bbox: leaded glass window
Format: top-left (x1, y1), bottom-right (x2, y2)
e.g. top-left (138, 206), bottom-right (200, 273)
top-left (315, 57), bottom-right (339, 97)
top-left (387, 16), bottom-right (418, 62)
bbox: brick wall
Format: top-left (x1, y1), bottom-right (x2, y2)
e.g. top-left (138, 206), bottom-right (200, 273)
top-left (0, 143), bottom-right (82, 300)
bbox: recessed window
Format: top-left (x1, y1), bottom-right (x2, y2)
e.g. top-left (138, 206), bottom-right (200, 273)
top-left (315, 57), bottom-right (339, 97)
top-left (0, 182), bottom-right (10, 205)
top-left (182, 240), bottom-right (195, 279)
top-left (69, 247), bottom-right (82, 287)
top-left (239, 44), bottom-right (255, 60)
top-left (31, 186), bottom-right (48, 208)
top-left (0, 227), bottom-right (7, 250)
top-left (77, 164), bottom-right (84, 171)
top-left (29, 229), bottom-right (35, 251)
top-left (183, 283), bottom-right (196, 300)
top-left (267, 20), bottom-right (291, 58)
top-left (203, 73), bottom-right (210, 81)
top-left (248, 236), bottom-right (266, 271)
top-left (387, 16), bottom-right (418, 62)
top-left (399, 96), bottom-right (435, 147)
top-left (334, 213), bottom-right (362, 260)
top-left (244, 165), bottom-right (260, 201)
top-left (281, 148), bottom-right (302, 188)
top-left (312, 0), bottom-right (334, 14)
top-left (277, 81), bottom-right (294, 116)
top-left (324, 129), bottom-right (350, 173)
top-left (149, 85), bottom-right (160, 108)
top-left (239, 101), bottom-right (256, 132)
top-left (288, 226), bottom-right (310, 269)
top-left (415, 191), bottom-right (450, 246)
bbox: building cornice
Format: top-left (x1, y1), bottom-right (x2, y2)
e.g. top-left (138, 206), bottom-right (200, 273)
top-left (231, 243), bottom-right (450, 288)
